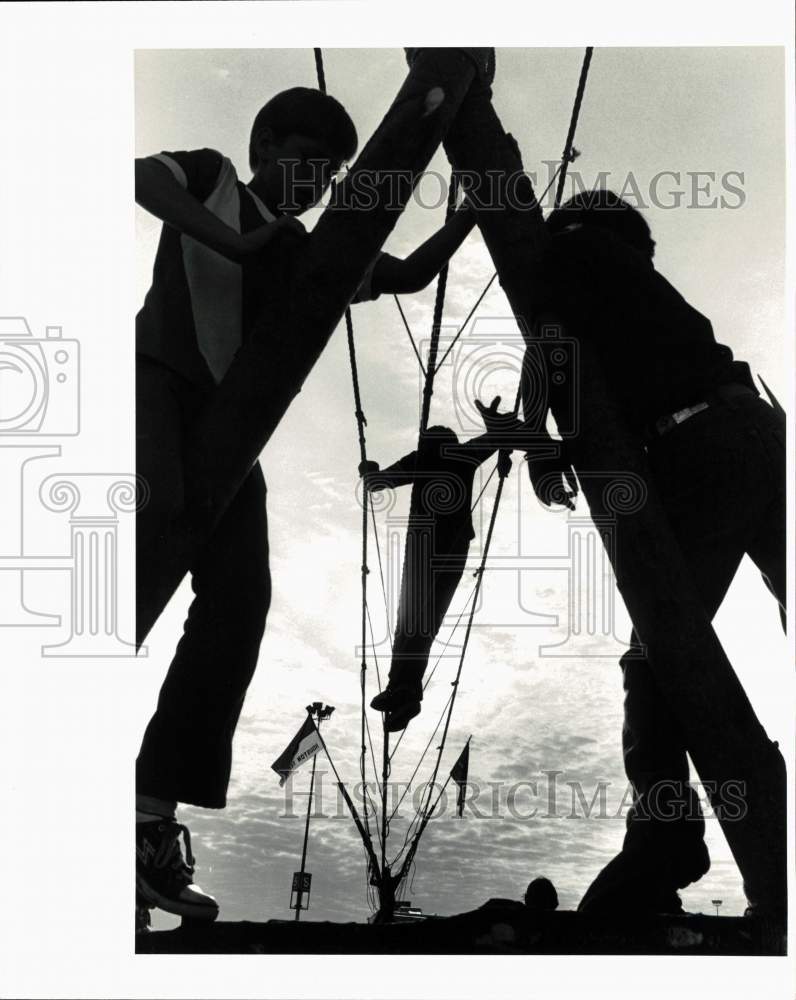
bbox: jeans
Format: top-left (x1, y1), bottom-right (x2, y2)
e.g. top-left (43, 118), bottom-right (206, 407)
top-left (135, 357), bottom-right (271, 808)
top-left (389, 526), bottom-right (470, 694)
top-left (619, 390), bottom-right (785, 859)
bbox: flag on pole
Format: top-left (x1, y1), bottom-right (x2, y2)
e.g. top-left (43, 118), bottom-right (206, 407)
top-left (450, 739), bottom-right (470, 818)
top-left (271, 715), bottom-right (321, 786)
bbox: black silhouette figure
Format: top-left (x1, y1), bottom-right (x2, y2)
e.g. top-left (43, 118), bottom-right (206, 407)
top-left (524, 190), bottom-right (785, 915)
top-left (363, 397), bottom-right (518, 731)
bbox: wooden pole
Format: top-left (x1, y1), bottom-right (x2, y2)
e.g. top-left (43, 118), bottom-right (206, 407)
top-left (439, 70), bottom-right (786, 915)
top-left (137, 49), bottom-right (481, 644)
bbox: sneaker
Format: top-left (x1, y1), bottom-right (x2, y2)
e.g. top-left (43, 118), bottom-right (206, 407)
top-left (370, 685), bottom-right (422, 732)
top-left (135, 892), bottom-right (152, 934)
top-left (136, 818), bottom-right (219, 921)
top-left (577, 840), bottom-right (710, 916)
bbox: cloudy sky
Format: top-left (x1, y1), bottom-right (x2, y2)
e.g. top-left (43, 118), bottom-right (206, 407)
top-left (135, 46), bottom-right (787, 929)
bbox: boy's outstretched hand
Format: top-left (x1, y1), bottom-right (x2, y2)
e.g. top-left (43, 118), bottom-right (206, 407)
top-left (358, 460), bottom-right (380, 491)
top-left (475, 395), bottom-right (523, 436)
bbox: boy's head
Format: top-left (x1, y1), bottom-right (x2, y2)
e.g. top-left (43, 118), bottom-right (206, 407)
top-left (248, 87), bottom-right (358, 215)
top-left (424, 426), bottom-right (461, 452)
top-left (546, 189), bottom-right (656, 260)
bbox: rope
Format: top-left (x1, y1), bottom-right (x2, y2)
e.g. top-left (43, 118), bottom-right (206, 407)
top-left (420, 173), bottom-right (460, 432)
top-left (313, 48), bottom-right (327, 94)
top-left (312, 43), bottom-right (595, 904)
top-left (388, 689), bottom-right (455, 824)
top-left (433, 272), bottom-right (497, 375)
top-left (554, 47), bottom-right (593, 208)
top-left (393, 296), bottom-right (427, 378)
top-left (434, 47), bottom-right (594, 396)
top-left (367, 499), bottom-right (393, 657)
top-left (315, 47), bottom-right (374, 840)
top-left (411, 456), bottom-right (511, 835)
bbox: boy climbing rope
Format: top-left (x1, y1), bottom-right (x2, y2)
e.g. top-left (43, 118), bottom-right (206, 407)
top-left (361, 396), bottom-right (519, 731)
top-left (134, 85), bottom-right (478, 925)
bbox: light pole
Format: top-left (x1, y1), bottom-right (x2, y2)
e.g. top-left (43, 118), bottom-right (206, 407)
top-left (292, 702), bottom-right (334, 921)
top-left (711, 898), bottom-right (723, 917)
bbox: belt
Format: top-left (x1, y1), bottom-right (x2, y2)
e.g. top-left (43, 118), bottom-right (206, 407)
top-left (647, 383), bottom-right (758, 439)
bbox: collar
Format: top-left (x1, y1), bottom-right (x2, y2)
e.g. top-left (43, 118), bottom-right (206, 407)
top-left (244, 185), bottom-right (277, 224)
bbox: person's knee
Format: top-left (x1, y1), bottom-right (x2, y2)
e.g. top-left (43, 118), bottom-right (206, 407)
top-left (216, 564), bottom-right (271, 638)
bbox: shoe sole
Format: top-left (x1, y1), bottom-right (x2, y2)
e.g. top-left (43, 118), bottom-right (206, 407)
top-left (385, 702), bottom-right (421, 732)
top-left (136, 873), bottom-right (219, 922)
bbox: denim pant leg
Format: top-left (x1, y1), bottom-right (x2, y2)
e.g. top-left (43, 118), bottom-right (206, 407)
top-left (390, 532), bottom-right (468, 693)
top-left (136, 463), bottom-right (270, 807)
top-left (620, 394), bottom-right (784, 854)
top-left (135, 358), bottom-right (271, 808)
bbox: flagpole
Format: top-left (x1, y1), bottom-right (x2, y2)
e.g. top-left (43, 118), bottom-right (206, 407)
top-left (294, 711), bottom-right (323, 922)
top-left (291, 703), bottom-right (334, 920)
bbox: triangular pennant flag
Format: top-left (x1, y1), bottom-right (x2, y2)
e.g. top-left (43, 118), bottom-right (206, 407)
top-left (271, 715), bottom-right (321, 787)
top-left (450, 739), bottom-right (470, 818)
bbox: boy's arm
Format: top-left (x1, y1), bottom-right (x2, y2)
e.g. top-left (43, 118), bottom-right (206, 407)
top-left (359, 453), bottom-right (418, 490)
top-left (370, 202), bottom-right (476, 296)
top-left (458, 432), bottom-right (502, 465)
top-left (135, 157), bottom-right (304, 262)
top-left (518, 343), bottom-right (578, 510)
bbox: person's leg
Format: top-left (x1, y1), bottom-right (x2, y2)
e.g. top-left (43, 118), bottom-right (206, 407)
top-left (135, 463), bottom-right (269, 920)
top-left (580, 395), bottom-right (783, 912)
top-left (136, 359), bottom-right (224, 919)
top-left (372, 530), bottom-right (469, 730)
top-left (136, 462), bottom-right (270, 808)
top-left (136, 357), bottom-right (189, 643)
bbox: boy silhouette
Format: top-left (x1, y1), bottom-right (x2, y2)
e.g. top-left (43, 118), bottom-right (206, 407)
top-left (135, 86), bottom-right (477, 921)
top-left (362, 396), bottom-right (518, 731)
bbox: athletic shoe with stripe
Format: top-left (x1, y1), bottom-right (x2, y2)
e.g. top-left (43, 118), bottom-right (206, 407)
top-left (136, 818), bottom-right (219, 921)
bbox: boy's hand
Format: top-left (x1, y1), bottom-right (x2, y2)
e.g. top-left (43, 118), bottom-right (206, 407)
top-left (527, 452), bottom-right (578, 511)
top-left (475, 395), bottom-right (523, 436)
top-left (358, 460), bottom-right (380, 491)
top-left (235, 217), bottom-right (307, 260)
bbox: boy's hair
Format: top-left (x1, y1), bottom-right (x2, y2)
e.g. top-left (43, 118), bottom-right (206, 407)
top-left (546, 189), bottom-right (656, 260)
top-left (248, 87), bottom-right (358, 171)
top-left (425, 425), bottom-right (461, 448)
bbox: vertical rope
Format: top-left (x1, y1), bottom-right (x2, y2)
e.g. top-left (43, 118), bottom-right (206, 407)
top-left (313, 48), bottom-right (327, 94)
top-left (515, 45), bottom-right (594, 417)
top-left (380, 171), bottom-right (460, 882)
top-left (554, 47), bottom-right (593, 209)
top-left (314, 46), bottom-right (374, 844)
top-left (419, 173), bottom-right (460, 433)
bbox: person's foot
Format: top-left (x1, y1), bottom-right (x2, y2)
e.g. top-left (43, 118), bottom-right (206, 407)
top-left (370, 685), bottom-right (422, 732)
top-left (135, 892), bottom-right (152, 934)
top-left (136, 818), bottom-right (219, 921)
top-left (577, 840), bottom-right (710, 916)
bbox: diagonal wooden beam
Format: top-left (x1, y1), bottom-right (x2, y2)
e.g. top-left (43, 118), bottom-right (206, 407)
top-left (137, 50), bottom-right (482, 644)
top-left (440, 70), bottom-right (786, 916)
